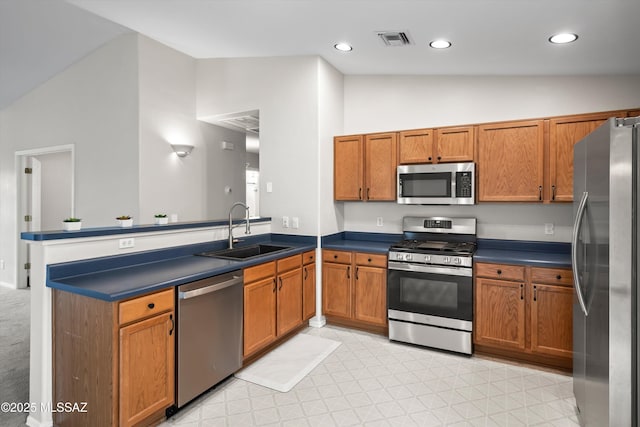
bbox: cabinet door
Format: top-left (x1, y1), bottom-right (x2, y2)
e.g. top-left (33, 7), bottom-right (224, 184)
top-left (364, 132), bottom-right (397, 201)
top-left (277, 268), bottom-right (303, 336)
top-left (549, 112), bottom-right (622, 202)
top-left (244, 276), bottom-right (277, 356)
top-left (398, 129), bottom-right (434, 164)
top-left (353, 265), bottom-right (387, 326)
top-left (302, 262), bottom-right (316, 321)
top-left (477, 120), bottom-right (544, 202)
top-left (119, 311), bottom-right (175, 427)
top-left (434, 126), bottom-right (475, 163)
top-left (474, 277), bottom-right (526, 350)
top-left (322, 262), bottom-right (352, 318)
top-left (530, 283), bottom-right (573, 359)
top-left (334, 135), bottom-right (364, 200)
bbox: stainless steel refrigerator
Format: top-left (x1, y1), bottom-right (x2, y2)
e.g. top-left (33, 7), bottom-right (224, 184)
top-left (572, 116), bottom-right (639, 427)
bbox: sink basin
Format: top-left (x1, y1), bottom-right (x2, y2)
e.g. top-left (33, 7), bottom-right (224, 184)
top-left (197, 244), bottom-right (292, 260)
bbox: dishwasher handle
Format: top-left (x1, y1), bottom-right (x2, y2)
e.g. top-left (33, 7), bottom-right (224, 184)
top-left (179, 275), bottom-right (243, 300)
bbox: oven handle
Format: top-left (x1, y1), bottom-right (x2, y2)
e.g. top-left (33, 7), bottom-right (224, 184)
top-left (388, 261), bottom-right (472, 277)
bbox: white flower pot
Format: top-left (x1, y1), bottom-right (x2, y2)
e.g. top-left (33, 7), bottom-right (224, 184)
top-left (155, 217), bottom-right (169, 225)
top-left (117, 219), bottom-right (133, 227)
top-left (63, 221), bottom-right (82, 231)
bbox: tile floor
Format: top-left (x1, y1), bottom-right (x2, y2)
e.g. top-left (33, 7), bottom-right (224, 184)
top-left (161, 325), bottom-right (579, 427)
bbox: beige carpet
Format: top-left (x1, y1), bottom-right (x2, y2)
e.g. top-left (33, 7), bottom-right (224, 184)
top-left (0, 286), bottom-right (30, 427)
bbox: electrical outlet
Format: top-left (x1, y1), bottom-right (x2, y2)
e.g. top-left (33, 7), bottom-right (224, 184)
top-left (282, 216), bottom-right (289, 228)
top-left (291, 217), bottom-right (299, 229)
top-left (119, 238), bottom-right (135, 249)
top-left (376, 217), bottom-right (384, 227)
top-left (544, 223), bottom-right (554, 235)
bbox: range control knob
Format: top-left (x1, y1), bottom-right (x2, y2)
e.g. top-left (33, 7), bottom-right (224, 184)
top-left (453, 257), bottom-right (461, 265)
top-left (396, 253), bottom-right (404, 260)
top-left (424, 255), bottom-right (431, 263)
top-left (404, 253), bottom-right (413, 261)
top-left (443, 256), bottom-right (451, 264)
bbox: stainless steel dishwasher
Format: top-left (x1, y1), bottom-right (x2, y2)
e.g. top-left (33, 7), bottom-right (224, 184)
top-left (176, 270), bottom-right (243, 408)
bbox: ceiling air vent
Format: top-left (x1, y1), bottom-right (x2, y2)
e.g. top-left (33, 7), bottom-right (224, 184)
top-left (377, 31), bottom-right (411, 47)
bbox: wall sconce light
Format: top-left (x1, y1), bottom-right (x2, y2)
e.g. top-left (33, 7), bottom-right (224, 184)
top-left (171, 144), bottom-right (194, 157)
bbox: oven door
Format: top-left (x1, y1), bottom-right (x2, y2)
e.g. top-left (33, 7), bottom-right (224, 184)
top-left (387, 261), bottom-right (473, 324)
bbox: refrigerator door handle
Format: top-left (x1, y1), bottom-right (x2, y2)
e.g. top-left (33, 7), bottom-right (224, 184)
top-left (572, 191), bottom-right (589, 316)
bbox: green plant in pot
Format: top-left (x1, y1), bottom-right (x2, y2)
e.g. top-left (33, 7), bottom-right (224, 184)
top-left (154, 214), bottom-right (168, 225)
top-left (63, 217), bottom-right (82, 231)
top-left (116, 215), bottom-right (133, 227)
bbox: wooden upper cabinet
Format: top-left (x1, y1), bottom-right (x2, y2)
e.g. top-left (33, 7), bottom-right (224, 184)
top-left (549, 112), bottom-right (624, 202)
top-left (398, 126), bottom-right (474, 164)
top-left (628, 110), bottom-right (640, 117)
top-left (364, 132), bottom-right (397, 201)
top-left (434, 126), bottom-right (475, 163)
top-left (334, 135), bottom-right (364, 201)
top-left (477, 120), bottom-right (544, 202)
top-left (398, 128), bottom-right (434, 164)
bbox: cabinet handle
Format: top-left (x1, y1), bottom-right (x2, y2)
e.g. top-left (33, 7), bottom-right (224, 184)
top-left (359, 188), bottom-right (362, 200)
top-left (278, 277), bottom-right (283, 291)
top-left (273, 278), bottom-right (277, 293)
top-left (367, 188), bottom-right (370, 200)
top-left (556, 274), bottom-right (562, 280)
top-left (520, 283), bottom-right (524, 300)
top-left (356, 267), bottom-right (359, 280)
top-left (368, 258), bottom-right (372, 262)
top-left (310, 255), bottom-right (314, 260)
top-left (551, 185), bottom-right (556, 201)
top-left (169, 314), bottom-right (174, 336)
top-left (533, 285), bottom-right (537, 302)
top-left (539, 186), bottom-right (543, 201)
top-left (428, 156), bottom-right (432, 161)
top-left (148, 303), bottom-right (155, 309)
top-left (497, 269), bottom-right (502, 275)
top-left (304, 267), bottom-right (308, 280)
top-left (334, 254), bottom-right (338, 259)
top-left (347, 266), bottom-right (351, 279)
top-left (437, 156), bottom-right (441, 161)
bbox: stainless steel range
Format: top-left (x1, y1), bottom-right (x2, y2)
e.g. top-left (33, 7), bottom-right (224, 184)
top-left (387, 216), bottom-right (476, 355)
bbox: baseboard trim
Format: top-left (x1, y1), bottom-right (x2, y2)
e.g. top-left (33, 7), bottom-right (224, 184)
top-left (0, 281), bottom-right (17, 290)
top-left (309, 315), bottom-right (326, 328)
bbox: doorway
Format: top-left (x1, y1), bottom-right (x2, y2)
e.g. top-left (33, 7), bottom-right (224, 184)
top-left (16, 145), bottom-right (74, 289)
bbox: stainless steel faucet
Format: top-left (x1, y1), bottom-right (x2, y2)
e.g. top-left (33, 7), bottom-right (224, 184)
top-left (228, 202), bottom-right (251, 248)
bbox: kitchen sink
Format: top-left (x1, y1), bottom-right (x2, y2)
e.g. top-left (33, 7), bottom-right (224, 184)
top-left (197, 244), bottom-right (292, 260)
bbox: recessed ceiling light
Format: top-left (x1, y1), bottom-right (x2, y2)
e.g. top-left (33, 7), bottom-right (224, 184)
top-left (334, 42), bottom-right (353, 52)
top-left (429, 40), bottom-right (452, 49)
top-left (549, 33), bottom-right (578, 44)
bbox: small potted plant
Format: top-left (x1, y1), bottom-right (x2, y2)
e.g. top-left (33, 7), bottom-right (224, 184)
top-left (154, 214), bottom-right (168, 225)
top-left (116, 215), bottom-right (133, 227)
top-left (63, 217), bottom-right (82, 231)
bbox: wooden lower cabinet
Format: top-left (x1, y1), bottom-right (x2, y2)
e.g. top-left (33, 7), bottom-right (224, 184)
top-left (243, 254), bottom-right (304, 358)
top-left (474, 262), bottom-right (573, 370)
top-left (322, 250), bottom-right (388, 332)
top-left (53, 288), bottom-right (175, 427)
top-left (302, 250), bottom-right (316, 321)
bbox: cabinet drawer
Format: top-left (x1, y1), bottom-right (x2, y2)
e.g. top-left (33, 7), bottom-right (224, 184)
top-left (531, 267), bottom-right (573, 287)
top-left (245, 261), bottom-right (276, 283)
top-left (302, 250), bottom-right (316, 265)
top-left (323, 250), bottom-right (352, 264)
top-left (475, 263), bottom-right (526, 281)
top-left (277, 254), bottom-right (302, 273)
top-left (119, 289), bottom-right (174, 325)
top-left (355, 253), bottom-right (387, 268)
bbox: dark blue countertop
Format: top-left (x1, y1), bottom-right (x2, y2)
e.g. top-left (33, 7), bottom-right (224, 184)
top-left (47, 234), bottom-right (315, 301)
top-left (474, 239), bottom-right (571, 268)
top-left (321, 231), bottom-right (401, 254)
top-left (22, 217), bottom-right (271, 241)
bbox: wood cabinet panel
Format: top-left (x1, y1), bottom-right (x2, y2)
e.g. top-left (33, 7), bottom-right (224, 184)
top-left (303, 262), bottom-right (316, 321)
top-left (334, 135), bottom-right (364, 200)
top-left (277, 254), bottom-right (302, 274)
top-left (277, 268), bottom-right (303, 336)
top-left (435, 126), bottom-right (475, 163)
top-left (398, 129), bottom-right (434, 164)
top-left (475, 262), bottom-right (526, 282)
top-left (549, 112), bottom-right (623, 202)
top-left (353, 265), bottom-right (387, 326)
top-left (243, 276), bottom-right (277, 356)
top-left (354, 252), bottom-right (387, 268)
top-left (475, 277), bottom-right (526, 350)
top-left (364, 132), bottom-right (397, 200)
top-left (244, 261), bottom-right (276, 283)
top-left (322, 262), bottom-right (351, 318)
top-left (477, 120), bottom-right (544, 202)
top-left (302, 250), bottom-right (316, 265)
top-left (323, 249), bottom-right (352, 264)
top-left (119, 288), bottom-right (173, 325)
top-left (628, 110), bottom-right (640, 117)
top-left (119, 311), bottom-right (175, 427)
top-left (530, 267), bottom-right (573, 287)
top-left (530, 283), bottom-right (573, 358)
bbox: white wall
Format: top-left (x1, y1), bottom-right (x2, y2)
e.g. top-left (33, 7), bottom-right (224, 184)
top-left (197, 56), bottom-right (322, 235)
top-left (342, 75), bottom-right (640, 242)
top-left (34, 152), bottom-right (73, 231)
top-left (137, 35), bottom-right (206, 224)
top-left (0, 33), bottom-right (139, 288)
top-left (201, 122), bottom-right (247, 219)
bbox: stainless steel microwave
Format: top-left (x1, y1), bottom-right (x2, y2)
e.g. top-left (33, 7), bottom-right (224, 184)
top-left (397, 162), bottom-right (475, 205)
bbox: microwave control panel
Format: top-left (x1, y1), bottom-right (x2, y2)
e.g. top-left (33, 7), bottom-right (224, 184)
top-left (455, 172), bottom-right (473, 198)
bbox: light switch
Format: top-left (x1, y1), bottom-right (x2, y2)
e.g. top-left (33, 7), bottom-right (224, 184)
top-left (266, 182), bottom-right (273, 193)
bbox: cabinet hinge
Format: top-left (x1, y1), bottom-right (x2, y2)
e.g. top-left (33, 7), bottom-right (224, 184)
top-left (24, 263), bottom-right (31, 270)
top-left (24, 167), bottom-right (32, 174)
top-left (24, 215), bottom-right (32, 222)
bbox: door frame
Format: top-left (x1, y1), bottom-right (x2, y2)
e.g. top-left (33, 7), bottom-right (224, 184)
top-left (15, 144), bottom-right (75, 289)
